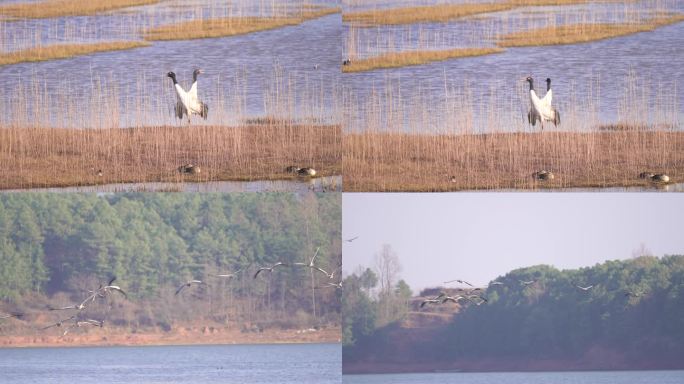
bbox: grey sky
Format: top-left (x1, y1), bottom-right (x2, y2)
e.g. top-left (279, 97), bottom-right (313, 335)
top-left (342, 193), bottom-right (684, 292)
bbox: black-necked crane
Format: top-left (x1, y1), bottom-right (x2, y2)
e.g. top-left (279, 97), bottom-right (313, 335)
top-left (62, 319), bottom-right (104, 337)
top-left (168, 70), bottom-right (208, 124)
top-left (525, 76), bottom-right (560, 130)
top-left (520, 279), bottom-right (537, 286)
top-left (40, 315), bottom-right (76, 330)
top-left (574, 283), bottom-right (593, 291)
top-left (441, 295), bottom-right (467, 304)
top-left (253, 262), bottom-right (289, 279)
top-left (444, 279), bottom-right (473, 287)
top-left (344, 236), bottom-right (359, 243)
top-left (293, 248), bottom-right (332, 278)
top-left (175, 280), bottom-right (209, 295)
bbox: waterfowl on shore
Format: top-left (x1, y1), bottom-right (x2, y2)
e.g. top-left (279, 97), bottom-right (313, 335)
top-left (650, 174), bottom-right (670, 183)
top-left (525, 76), bottom-right (560, 130)
top-left (533, 170), bottom-right (555, 181)
top-left (343, 59), bottom-right (351, 66)
top-left (639, 172), bottom-right (655, 179)
top-left (178, 164), bottom-right (200, 174)
top-left (168, 70), bottom-right (208, 123)
top-left (285, 166), bottom-right (316, 177)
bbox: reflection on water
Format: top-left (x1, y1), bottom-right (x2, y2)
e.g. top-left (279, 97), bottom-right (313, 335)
top-left (2, 176), bottom-right (342, 193)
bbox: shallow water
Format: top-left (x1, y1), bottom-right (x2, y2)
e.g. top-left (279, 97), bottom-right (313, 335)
top-left (343, 370), bottom-right (684, 384)
top-left (343, 2), bottom-right (684, 132)
top-left (0, 12), bottom-right (341, 128)
top-left (0, 343), bottom-right (341, 384)
top-left (1, 176), bottom-right (342, 193)
top-left (462, 183), bottom-right (684, 193)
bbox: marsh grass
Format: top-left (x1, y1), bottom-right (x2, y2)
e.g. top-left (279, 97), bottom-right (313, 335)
top-left (0, 0), bottom-right (159, 19)
top-left (340, 1), bottom-right (635, 27)
top-left (0, 123), bottom-right (341, 189)
top-left (343, 131), bottom-right (684, 192)
top-left (0, 41), bottom-right (150, 66)
top-left (343, 3), bottom-right (515, 26)
top-left (342, 48), bottom-right (504, 72)
top-left (144, 7), bottom-right (340, 41)
top-left (498, 13), bottom-right (684, 47)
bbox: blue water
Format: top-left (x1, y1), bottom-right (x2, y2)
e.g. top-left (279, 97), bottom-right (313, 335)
top-left (343, 370), bottom-right (684, 384)
top-left (0, 343), bottom-right (341, 383)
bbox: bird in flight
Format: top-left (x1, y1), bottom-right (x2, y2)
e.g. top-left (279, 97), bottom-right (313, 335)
top-left (40, 315), bottom-right (77, 330)
top-left (344, 236), bottom-right (359, 242)
top-left (574, 283), bottom-right (593, 291)
top-left (175, 280), bottom-right (209, 295)
top-left (444, 279), bottom-right (473, 287)
top-left (520, 279), bottom-right (537, 286)
top-left (292, 248), bottom-right (333, 278)
top-left (254, 262), bottom-right (289, 279)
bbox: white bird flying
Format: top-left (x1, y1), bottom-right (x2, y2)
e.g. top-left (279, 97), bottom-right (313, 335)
top-left (175, 280), bottom-right (209, 295)
top-left (254, 262), bottom-right (289, 279)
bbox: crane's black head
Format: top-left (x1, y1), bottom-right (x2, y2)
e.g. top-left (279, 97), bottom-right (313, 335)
top-left (525, 76), bottom-right (534, 90)
top-left (193, 68), bottom-right (203, 81)
top-left (167, 71), bottom-right (177, 84)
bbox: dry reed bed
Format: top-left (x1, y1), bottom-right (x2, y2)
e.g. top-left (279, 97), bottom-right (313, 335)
top-left (144, 7), bottom-right (340, 41)
top-left (342, 1), bottom-right (622, 26)
top-left (0, 0), bottom-right (159, 19)
top-left (342, 48), bottom-right (504, 72)
top-left (0, 124), bottom-right (341, 189)
top-left (0, 41), bottom-right (150, 66)
top-left (498, 14), bottom-right (684, 47)
top-left (343, 131), bottom-right (684, 192)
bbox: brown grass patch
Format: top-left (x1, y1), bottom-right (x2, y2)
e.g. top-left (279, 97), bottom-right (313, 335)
top-left (342, 48), bottom-right (504, 72)
top-left (0, 0), bottom-right (159, 19)
top-left (0, 124), bottom-right (341, 189)
top-left (343, 3), bottom-right (514, 26)
top-left (0, 41), bottom-right (150, 66)
top-left (341, 1), bottom-right (619, 26)
top-left (144, 7), bottom-right (340, 41)
top-left (498, 14), bottom-right (684, 47)
top-left (343, 131), bottom-right (684, 191)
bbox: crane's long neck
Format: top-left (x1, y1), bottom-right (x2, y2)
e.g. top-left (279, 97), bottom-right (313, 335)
top-left (170, 76), bottom-right (177, 85)
top-left (528, 79), bottom-right (534, 91)
top-left (193, 71), bottom-right (199, 83)
top-left (546, 79), bottom-right (551, 92)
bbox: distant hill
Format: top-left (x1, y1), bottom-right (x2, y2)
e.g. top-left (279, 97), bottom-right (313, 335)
top-left (343, 256), bottom-right (684, 373)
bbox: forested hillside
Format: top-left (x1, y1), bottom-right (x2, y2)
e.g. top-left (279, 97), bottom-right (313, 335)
top-left (0, 193), bottom-right (341, 333)
top-left (343, 255), bottom-right (684, 372)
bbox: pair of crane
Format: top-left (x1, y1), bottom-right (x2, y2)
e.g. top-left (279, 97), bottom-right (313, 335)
top-left (525, 76), bottom-right (560, 130)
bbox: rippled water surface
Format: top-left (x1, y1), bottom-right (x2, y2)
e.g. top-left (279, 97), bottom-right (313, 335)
top-left (0, 343), bottom-right (341, 384)
top-left (343, 370), bottom-right (684, 384)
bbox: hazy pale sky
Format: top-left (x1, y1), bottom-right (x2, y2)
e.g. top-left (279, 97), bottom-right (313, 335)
top-left (343, 193), bottom-right (684, 292)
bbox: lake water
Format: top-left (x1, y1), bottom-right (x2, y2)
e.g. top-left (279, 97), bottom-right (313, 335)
top-left (343, 2), bottom-right (684, 132)
top-left (1, 176), bottom-right (342, 193)
top-left (0, 343), bottom-right (341, 384)
top-left (342, 370), bottom-right (684, 384)
top-left (0, 9), bottom-right (341, 128)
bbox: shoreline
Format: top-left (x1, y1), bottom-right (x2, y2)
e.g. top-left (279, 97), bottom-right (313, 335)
top-left (343, 130), bottom-right (684, 192)
top-left (0, 124), bottom-right (341, 190)
top-left (1, 326), bottom-right (341, 349)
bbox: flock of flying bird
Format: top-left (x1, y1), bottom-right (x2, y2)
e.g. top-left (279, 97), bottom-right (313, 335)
top-left (419, 277), bottom-right (644, 310)
top-left (0, 252), bottom-right (340, 337)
